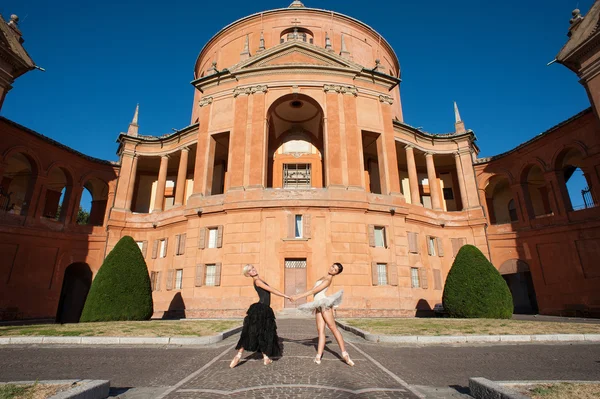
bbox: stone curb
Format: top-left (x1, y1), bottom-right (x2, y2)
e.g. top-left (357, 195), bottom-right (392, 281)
top-left (0, 325), bottom-right (242, 346)
top-left (0, 379), bottom-right (110, 399)
top-left (469, 377), bottom-right (529, 399)
top-left (335, 321), bottom-right (600, 345)
top-left (469, 378), bottom-right (600, 399)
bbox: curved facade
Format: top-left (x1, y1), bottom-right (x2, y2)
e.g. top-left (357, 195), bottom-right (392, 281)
top-left (109, 2), bottom-right (486, 318)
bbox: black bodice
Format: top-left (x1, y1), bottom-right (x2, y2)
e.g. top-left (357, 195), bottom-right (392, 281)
top-left (254, 282), bottom-right (271, 307)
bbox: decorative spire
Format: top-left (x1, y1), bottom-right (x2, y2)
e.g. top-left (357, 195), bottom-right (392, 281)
top-left (325, 32), bottom-right (332, 51)
top-left (127, 104), bottom-right (139, 136)
top-left (454, 101), bottom-right (461, 123)
top-left (288, 0), bottom-right (305, 8)
top-left (454, 102), bottom-right (466, 134)
top-left (340, 33), bottom-right (350, 59)
top-left (257, 31), bottom-right (265, 52)
top-left (240, 34), bottom-right (251, 61)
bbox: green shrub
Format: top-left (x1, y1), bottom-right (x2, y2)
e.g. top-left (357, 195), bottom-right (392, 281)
top-left (80, 236), bottom-right (153, 322)
top-left (442, 244), bottom-right (513, 319)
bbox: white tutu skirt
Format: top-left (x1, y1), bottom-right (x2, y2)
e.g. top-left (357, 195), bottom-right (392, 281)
top-left (297, 290), bottom-right (343, 313)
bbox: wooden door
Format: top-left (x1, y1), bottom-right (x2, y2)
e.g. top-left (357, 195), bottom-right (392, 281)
top-left (284, 259), bottom-right (307, 308)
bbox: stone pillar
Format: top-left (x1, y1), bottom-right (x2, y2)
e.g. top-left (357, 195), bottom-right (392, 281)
top-left (114, 152), bottom-right (136, 210)
top-left (325, 89), bottom-right (343, 187)
top-left (192, 98), bottom-right (212, 196)
top-left (457, 150), bottom-right (481, 209)
top-left (124, 155), bottom-right (138, 211)
top-left (248, 90), bottom-right (266, 188)
top-left (544, 170), bottom-right (568, 216)
top-left (67, 184), bottom-right (84, 225)
top-left (229, 94), bottom-right (249, 190)
top-left (380, 96), bottom-right (402, 196)
top-left (405, 145), bottom-right (421, 205)
top-left (153, 155), bottom-right (169, 212)
top-left (425, 152), bottom-right (442, 210)
top-left (454, 152), bottom-right (468, 211)
top-left (582, 160), bottom-right (600, 205)
top-left (174, 148), bottom-right (189, 206)
top-left (512, 183), bottom-right (534, 221)
top-left (343, 93), bottom-right (362, 189)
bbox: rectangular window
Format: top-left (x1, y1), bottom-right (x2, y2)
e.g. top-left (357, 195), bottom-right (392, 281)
top-left (175, 269), bottom-right (183, 290)
top-left (283, 163), bottom-right (311, 189)
top-left (159, 239), bottom-right (167, 258)
top-left (295, 215), bottom-right (303, 238)
top-left (427, 236), bottom-right (436, 256)
top-left (207, 228), bottom-right (218, 248)
top-left (377, 263), bottom-right (388, 285)
top-left (205, 264), bottom-right (217, 286)
top-left (411, 267), bottom-right (420, 288)
top-left (443, 187), bottom-right (454, 200)
top-left (374, 226), bottom-right (386, 248)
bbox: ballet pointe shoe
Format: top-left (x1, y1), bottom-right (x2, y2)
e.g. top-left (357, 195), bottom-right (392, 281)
top-left (341, 351), bottom-right (355, 367)
top-left (230, 352), bottom-right (242, 368)
top-left (314, 354), bottom-right (322, 365)
top-left (263, 355), bottom-right (273, 366)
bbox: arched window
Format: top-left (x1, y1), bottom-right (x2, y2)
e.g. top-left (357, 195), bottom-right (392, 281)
top-left (280, 27), bottom-right (314, 44)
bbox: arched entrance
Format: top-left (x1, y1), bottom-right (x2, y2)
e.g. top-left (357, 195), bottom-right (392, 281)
top-left (56, 263), bottom-right (93, 323)
top-left (499, 259), bottom-right (538, 314)
top-left (266, 94), bottom-right (325, 189)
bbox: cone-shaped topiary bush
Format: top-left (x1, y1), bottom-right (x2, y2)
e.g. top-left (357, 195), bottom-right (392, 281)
top-left (80, 236), bottom-right (153, 322)
top-left (442, 244), bottom-right (513, 319)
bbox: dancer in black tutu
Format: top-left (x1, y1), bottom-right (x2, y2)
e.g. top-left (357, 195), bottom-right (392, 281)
top-left (230, 264), bottom-right (290, 368)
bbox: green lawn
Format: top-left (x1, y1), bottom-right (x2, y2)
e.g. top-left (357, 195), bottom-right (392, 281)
top-left (516, 382), bottom-right (600, 399)
top-left (0, 320), bottom-right (240, 337)
top-left (341, 318), bottom-right (600, 336)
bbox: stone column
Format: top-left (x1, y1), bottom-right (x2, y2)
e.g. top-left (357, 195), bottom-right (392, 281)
top-left (124, 155), bottom-right (138, 211)
top-left (425, 152), bottom-right (442, 210)
top-left (229, 94), bottom-right (249, 190)
top-left (325, 89), bottom-right (344, 188)
top-left (512, 183), bottom-right (534, 221)
top-left (457, 150), bottom-right (481, 209)
top-left (153, 155), bottom-right (169, 212)
top-left (405, 145), bottom-right (421, 205)
top-left (380, 95), bottom-right (402, 196)
top-left (113, 151), bottom-right (135, 210)
top-left (544, 170), bottom-right (568, 216)
top-left (454, 152), bottom-right (468, 211)
top-left (174, 148), bottom-right (189, 206)
top-left (582, 160), bottom-right (600, 206)
top-left (192, 97), bottom-right (213, 197)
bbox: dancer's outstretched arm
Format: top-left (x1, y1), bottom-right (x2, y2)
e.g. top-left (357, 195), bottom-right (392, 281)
top-left (292, 279), bottom-right (331, 301)
top-left (255, 279), bottom-right (291, 299)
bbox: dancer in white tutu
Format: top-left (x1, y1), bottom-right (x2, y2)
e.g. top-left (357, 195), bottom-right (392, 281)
top-left (290, 262), bottom-right (354, 366)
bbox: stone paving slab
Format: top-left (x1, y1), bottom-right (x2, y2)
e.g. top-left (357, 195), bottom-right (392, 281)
top-left (162, 319), bottom-right (421, 399)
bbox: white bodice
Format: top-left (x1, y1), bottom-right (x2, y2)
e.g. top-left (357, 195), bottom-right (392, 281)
top-left (313, 279), bottom-right (328, 301)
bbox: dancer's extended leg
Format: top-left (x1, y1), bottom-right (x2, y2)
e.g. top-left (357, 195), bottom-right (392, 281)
top-left (314, 310), bottom-right (326, 364)
top-left (322, 308), bottom-right (354, 366)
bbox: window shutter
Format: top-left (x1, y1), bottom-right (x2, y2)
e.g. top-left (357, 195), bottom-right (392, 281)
top-left (460, 238), bottom-right (467, 247)
top-left (141, 241), bottom-right (148, 258)
top-left (388, 263), bottom-right (398, 286)
top-left (198, 227), bottom-right (206, 249)
top-left (156, 271), bottom-right (162, 291)
top-left (214, 262), bottom-right (222, 286)
top-left (368, 225), bottom-right (375, 247)
top-left (408, 232), bottom-right (419, 254)
top-left (427, 236), bottom-right (433, 256)
top-left (179, 234), bottom-right (186, 255)
top-left (195, 264), bottom-right (204, 287)
top-left (217, 225), bottom-right (223, 248)
top-left (436, 237), bottom-right (444, 257)
top-left (166, 269), bottom-right (174, 290)
top-left (371, 261), bottom-right (379, 286)
top-left (152, 240), bottom-right (159, 259)
top-left (419, 268), bottom-right (429, 289)
top-left (175, 235), bottom-right (181, 255)
top-left (433, 269), bottom-right (442, 290)
top-left (164, 238), bottom-right (169, 256)
top-left (150, 272), bottom-right (156, 291)
top-left (288, 214), bottom-right (294, 238)
top-left (451, 238), bottom-right (459, 257)
top-left (303, 215), bottom-right (311, 239)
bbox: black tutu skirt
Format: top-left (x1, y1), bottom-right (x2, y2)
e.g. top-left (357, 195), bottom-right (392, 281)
top-left (235, 302), bottom-right (281, 357)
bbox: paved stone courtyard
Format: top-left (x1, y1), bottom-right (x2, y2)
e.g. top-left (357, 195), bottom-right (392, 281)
top-left (159, 319), bottom-right (421, 398)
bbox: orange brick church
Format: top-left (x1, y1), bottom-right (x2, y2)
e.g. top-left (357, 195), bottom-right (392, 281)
top-left (1, 2), bottom-right (600, 321)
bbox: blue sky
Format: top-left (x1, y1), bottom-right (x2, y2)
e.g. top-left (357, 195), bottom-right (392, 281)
top-left (1, 0), bottom-right (593, 208)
